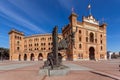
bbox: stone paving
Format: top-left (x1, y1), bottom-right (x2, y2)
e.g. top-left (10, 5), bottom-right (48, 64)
top-left (45, 60), bottom-right (120, 80)
top-left (0, 61), bottom-right (43, 80)
top-left (64, 63), bottom-right (92, 71)
top-left (0, 59), bottom-right (119, 80)
top-left (71, 60), bottom-right (120, 78)
top-left (0, 62), bottom-right (37, 70)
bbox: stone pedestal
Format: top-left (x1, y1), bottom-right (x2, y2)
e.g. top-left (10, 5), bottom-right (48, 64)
top-left (39, 66), bottom-right (70, 76)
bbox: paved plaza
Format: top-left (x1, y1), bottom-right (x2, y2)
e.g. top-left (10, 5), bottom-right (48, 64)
top-left (0, 59), bottom-right (119, 80)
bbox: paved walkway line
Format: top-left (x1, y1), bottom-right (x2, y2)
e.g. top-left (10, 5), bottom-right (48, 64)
top-left (91, 70), bottom-right (120, 80)
top-left (64, 63), bottom-right (120, 80)
top-left (64, 63), bottom-right (92, 71)
top-left (0, 62), bottom-right (37, 70)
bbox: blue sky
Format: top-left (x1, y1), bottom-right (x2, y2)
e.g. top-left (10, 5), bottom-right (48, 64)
top-left (0, 0), bottom-right (120, 52)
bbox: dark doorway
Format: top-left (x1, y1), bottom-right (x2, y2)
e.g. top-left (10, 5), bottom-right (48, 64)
top-left (58, 53), bottom-right (62, 64)
top-left (18, 54), bottom-right (21, 61)
top-left (38, 53), bottom-right (43, 61)
top-left (89, 47), bottom-right (95, 60)
top-left (24, 54), bottom-right (27, 61)
top-left (30, 53), bottom-right (34, 61)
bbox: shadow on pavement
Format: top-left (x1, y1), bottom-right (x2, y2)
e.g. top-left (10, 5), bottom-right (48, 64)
top-left (90, 71), bottom-right (119, 80)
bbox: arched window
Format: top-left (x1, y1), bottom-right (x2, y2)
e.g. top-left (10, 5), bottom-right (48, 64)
top-left (24, 54), bottom-right (27, 61)
top-left (17, 47), bottom-right (20, 50)
top-left (95, 39), bottom-right (97, 43)
top-left (79, 44), bottom-right (82, 49)
top-left (101, 40), bottom-right (102, 44)
top-left (38, 53), bottom-right (43, 61)
top-left (79, 37), bottom-right (81, 42)
top-left (79, 30), bottom-right (81, 34)
top-left (78, 53), bottom-right (83, 59)
top-left (17, 41), bottom-right (19, 44)
top-left (89, 32), bottom-right (94, 43)
top-left (100, 34), bottom-right (102, 38)
top-left (15, 35), bottom-right (17, 39)
top-left (86, 37), bottom-right (88, 42)
top-left (101, 46), bottom-right (103, 50)
top-left (20, 37), bottom-right (21, 40)
top-left (44, 43), bottom-right (46, 46)
top-left (37, 43), bottom-right (39, 46)
top-left (48, 43), bottom-right (50, 45)
top-left (30, 53), bottom-right (34, 61)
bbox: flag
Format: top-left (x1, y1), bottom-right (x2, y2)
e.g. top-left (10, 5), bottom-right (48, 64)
top-left (87, 4), bottom-right (92, 15)
top-left (72, 7), bottom-right (74, 12)
top-left (88, 4), bottom-right (91, 9)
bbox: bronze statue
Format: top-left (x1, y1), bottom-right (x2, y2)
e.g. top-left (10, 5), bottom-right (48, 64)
top-left (43, 26), bottom-right (77, 69)
top-left (43, 26), bottom-right (62, 69)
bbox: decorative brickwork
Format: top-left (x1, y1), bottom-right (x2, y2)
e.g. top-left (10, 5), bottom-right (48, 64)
top-left (9, 12), bottom-right (107, 61)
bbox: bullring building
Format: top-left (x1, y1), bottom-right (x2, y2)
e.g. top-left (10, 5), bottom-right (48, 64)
top-left (9, 10), bottom-right (107, 61)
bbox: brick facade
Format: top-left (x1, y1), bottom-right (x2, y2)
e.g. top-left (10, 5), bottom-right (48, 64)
top-left (9, 12), bottom-right (107, 61)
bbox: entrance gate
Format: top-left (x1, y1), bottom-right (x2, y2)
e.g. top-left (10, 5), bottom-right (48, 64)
top-left (89, 47), bottom-right (95, 60)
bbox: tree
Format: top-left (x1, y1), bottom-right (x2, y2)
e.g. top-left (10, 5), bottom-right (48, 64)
top-left (0, 47), bottom-right (9, 60)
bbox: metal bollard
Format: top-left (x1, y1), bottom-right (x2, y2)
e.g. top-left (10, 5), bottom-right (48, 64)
top-left (119, 65), bottom-right (120, 71)
top-left (48, 68), bottom-right (50, 76)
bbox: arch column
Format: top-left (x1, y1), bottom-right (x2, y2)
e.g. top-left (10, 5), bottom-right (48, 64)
top-left (27, 53), bottom-right (30, 61)
top-left (21, 54), bottom-right (24, 61)
top-left (34, 53), bottom-right (38, 61)
top-left (43, 52), bottom-right (47, 61)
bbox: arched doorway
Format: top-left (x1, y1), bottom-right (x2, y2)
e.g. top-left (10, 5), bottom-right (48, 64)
top-left (89, 47), bottom-right (95, 60)
top-left (38, 53), bottom-right (43, 61)
top-left (18, 54), bottom-right (21, 61)
top-left (30, 53), bottom-right (34, 61)
top-left (24, 54), bottom-right (27, 61)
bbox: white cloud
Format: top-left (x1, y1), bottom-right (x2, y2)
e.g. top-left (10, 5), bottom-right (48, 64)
top-left (0, 2), bottom-right (46, 33)
top-left (58, 0), bottom-right (73, 11)
top-left (0, 35), bottom-right (8, 39)
top-left (7, 0), bottom-right (53, 28)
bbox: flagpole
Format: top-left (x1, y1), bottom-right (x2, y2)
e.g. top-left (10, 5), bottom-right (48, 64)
top-left (89, 4), bottom-right (91, 15)
top-left (71, 6), bottom-right (74, 13)
top-left (88, 0), bottom-right (92, 15)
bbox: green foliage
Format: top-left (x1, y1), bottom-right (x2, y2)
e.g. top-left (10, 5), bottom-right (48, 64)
top-left (0, 47), bottom-right (9, 60)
